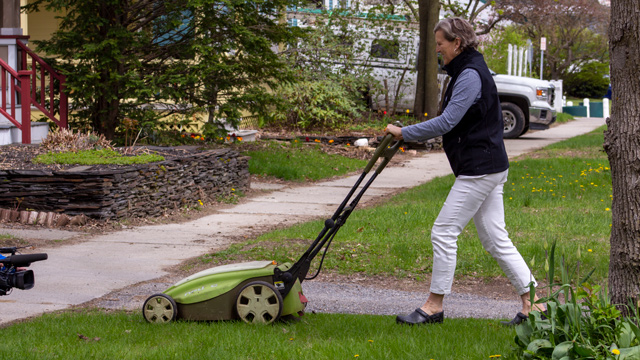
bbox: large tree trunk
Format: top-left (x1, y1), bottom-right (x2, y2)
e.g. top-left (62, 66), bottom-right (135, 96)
top-left (413, 0), bottom-right (439, 121)
top-left (604, 0), bottom-right (640, 314)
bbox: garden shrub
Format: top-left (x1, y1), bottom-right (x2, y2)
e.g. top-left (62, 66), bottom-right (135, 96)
top-left (564, 62), bottom-right (610, 99)
top-left (267, 80), bottom-right (366, 131)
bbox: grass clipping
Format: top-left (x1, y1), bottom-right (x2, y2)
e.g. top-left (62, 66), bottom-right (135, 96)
top-left (34, 128), bottom-right (164, 165)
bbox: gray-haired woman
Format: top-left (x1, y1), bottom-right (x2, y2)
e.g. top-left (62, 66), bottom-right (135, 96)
top-left (385, 17), bottom-right (542, 326)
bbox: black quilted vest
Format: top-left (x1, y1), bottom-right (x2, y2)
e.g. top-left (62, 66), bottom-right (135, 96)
top-left (441, 49), bottom-right (509, 177)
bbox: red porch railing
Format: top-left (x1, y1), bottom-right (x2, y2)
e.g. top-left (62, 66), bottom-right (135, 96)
top-left (0, 37), bottom-right (68, 144)
top-left (0, 57), bottom-right (31, 143)
top-left (17, 40), bottom-right (68, 130)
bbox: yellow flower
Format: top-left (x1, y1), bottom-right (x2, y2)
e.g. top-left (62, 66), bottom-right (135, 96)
top-left (238, 137), bottom-right (243, 141)
top-left (424, 112), bottom-right (428, 117)
top-left (315, 139), bottom-right (321, 143)
top-left (198, 200), bottom-right (203, 206)
top-left (605, 208), bottom-right (611, 211)
top-left (406, 109), bottom-right (410, 113)
top-left (231, 188), bottom-right (235, 192)
top-left (588, 249), bottom-right (593, 252)
top-left (368, 340), bottom-right (373, 343)
top-left (329, 139), bottom-right (334, 143)
top-left (612, 349), bottom-right (620, 355)
top-left (489, 356), bottom-right (502, 358)
top-left (354, 355), bottom-right (359, 358)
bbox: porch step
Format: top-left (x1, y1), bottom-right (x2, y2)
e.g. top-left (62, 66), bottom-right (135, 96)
top-left (0, 120), bottom-right (50, 145)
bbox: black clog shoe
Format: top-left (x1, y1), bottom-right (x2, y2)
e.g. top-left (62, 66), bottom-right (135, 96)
top-left (396, 308), bottom-right (444, 325)
top-left (501, 312), bottom-right (528, 326)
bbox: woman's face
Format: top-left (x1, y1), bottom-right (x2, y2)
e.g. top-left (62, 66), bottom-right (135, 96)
top-left (435, 30), bottom-right (461, 66)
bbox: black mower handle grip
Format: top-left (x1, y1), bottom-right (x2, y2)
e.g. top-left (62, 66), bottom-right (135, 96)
top-left (364, 133), bottom-right (394, 173)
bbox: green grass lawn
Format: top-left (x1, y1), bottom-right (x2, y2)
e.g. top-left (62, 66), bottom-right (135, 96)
top-left (1, 127), bottom-right (612, 359)
top-left (243, 141), bottom-right (368, 181)
top-left (206, 127), bottom-right (611, 286)
top-left (1, 311), bottom-right (516, 360)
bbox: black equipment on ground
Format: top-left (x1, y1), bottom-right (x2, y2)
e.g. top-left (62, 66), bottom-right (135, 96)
top-left (0, 247), bottom-right (48, 296)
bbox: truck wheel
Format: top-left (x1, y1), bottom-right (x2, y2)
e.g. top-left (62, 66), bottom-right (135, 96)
top-left (501, 102), bottom-right (526, 139)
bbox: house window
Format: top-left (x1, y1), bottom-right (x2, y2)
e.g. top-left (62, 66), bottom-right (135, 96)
top-left (370, 39), bottom-right (400, 60)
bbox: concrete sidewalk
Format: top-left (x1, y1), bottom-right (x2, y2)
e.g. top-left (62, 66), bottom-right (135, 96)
top-left (0, 117), bottom-right (606, 325)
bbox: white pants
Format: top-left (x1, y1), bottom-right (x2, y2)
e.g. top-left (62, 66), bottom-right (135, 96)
top-left (429, 169), bottom-right (536, 296)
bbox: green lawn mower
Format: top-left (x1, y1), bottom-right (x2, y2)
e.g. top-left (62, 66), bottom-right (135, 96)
top-left (142, 133), bottom-right (403, 324)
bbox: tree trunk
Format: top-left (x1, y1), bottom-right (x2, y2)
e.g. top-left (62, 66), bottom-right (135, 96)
top-left (604, 0), bottom-right (640, 314)
top-left (413, 0), bottom-right (439, 121)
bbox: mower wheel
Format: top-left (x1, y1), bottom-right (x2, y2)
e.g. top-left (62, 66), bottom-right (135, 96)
top-left (235, 281), bottom-right (283, 324)
top-left (142, 293), bottom-right (178, 324)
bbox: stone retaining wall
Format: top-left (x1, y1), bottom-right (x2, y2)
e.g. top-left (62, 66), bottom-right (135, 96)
top-left (0, 149), bottom-right (250, 220)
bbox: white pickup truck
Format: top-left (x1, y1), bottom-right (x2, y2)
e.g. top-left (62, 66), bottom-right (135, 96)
top-left (491, 72), bottom-right (556, 138)
top-left (364, 34), bottom-right (557, 138)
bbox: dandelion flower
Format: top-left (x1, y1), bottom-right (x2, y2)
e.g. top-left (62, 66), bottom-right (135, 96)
top-left (588, 249), bottom-right (593, 252)
top-left (198, 200), bottom-right (203, 206)
top-left (606, 208), bottom-right (611, 211)
top-left (612, 349), bottom-right (620, 355)
top-left (406, 109), bottom-right (410, 113)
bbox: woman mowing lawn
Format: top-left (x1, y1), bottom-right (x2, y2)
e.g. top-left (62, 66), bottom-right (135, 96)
top-left (385, 17), bottom-right (543, 326)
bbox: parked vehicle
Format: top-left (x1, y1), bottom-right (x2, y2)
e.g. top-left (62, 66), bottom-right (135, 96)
top-left (362, 32), bottom-right (557, 138)
top-left (287, 10), bottom-right (556, 138)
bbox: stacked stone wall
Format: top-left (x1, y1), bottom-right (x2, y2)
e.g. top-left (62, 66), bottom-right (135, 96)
top-left (0, 149), bottom-right (249, 220)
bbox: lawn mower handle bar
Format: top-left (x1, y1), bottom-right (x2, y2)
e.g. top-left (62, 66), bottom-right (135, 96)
top-left (274, 132), bottom-right (403, 297)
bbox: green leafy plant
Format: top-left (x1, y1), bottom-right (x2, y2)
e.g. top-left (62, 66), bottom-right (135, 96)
top-left (513, 241), bottom-right (640, 359)
top-left (268, 80), bottom-right (366, 131)
top-left (564, 62), bottom-right (610, 99)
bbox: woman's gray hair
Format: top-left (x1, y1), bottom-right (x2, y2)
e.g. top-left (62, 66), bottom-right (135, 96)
top-left (433, 17), bottom-right (478, 51)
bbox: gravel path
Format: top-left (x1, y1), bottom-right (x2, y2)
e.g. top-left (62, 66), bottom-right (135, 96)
top-left (88, 278), bottom-right (521, 321)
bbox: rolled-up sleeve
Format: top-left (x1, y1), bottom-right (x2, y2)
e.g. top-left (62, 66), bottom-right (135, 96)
top-left (402, 69), bottom-right (482, 142)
